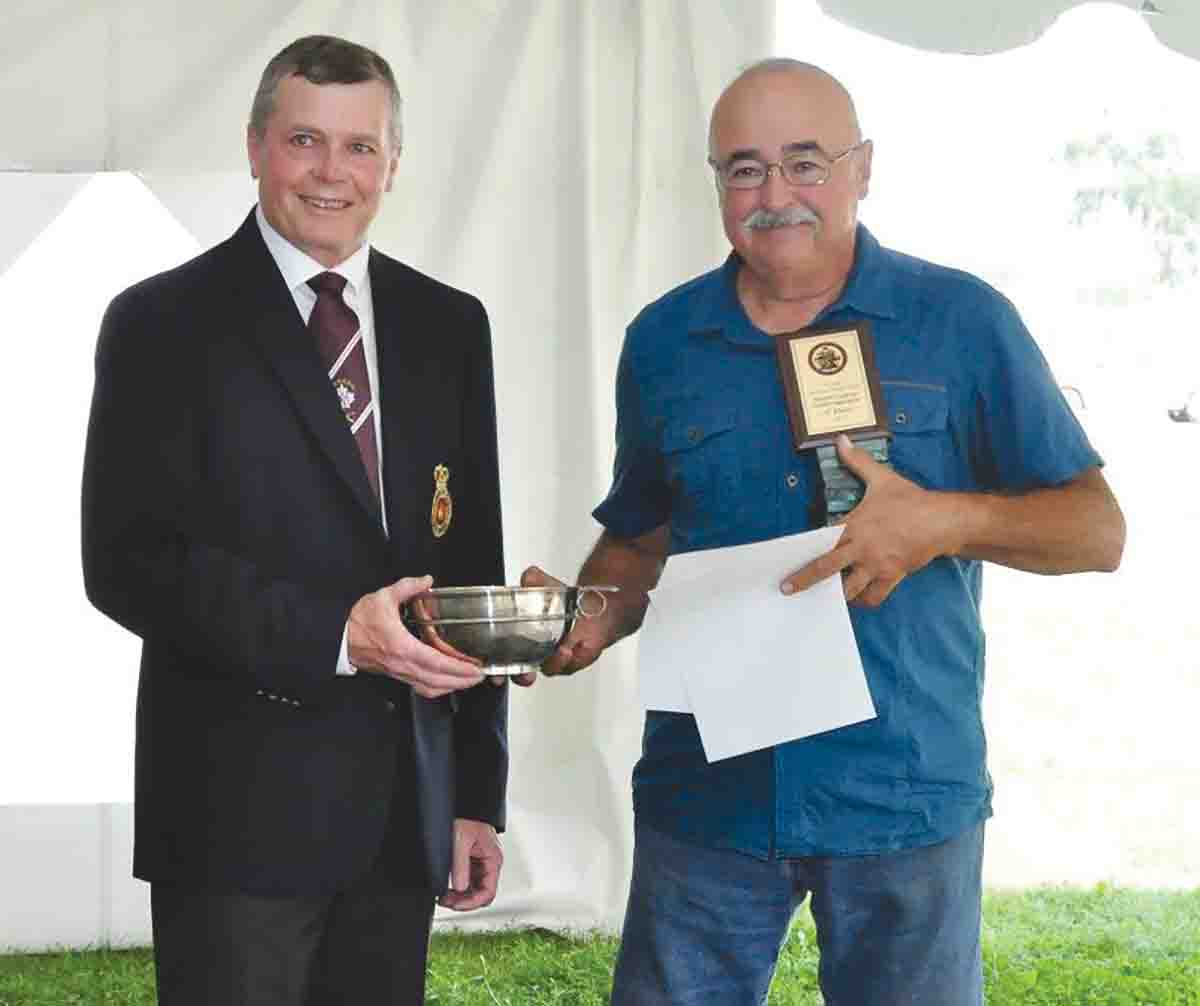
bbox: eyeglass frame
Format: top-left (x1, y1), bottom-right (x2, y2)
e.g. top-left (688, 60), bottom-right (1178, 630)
top-left (707, 140), bottom-right (867, 190)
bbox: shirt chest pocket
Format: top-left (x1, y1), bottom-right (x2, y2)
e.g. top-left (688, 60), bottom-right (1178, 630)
top-left (882, 384), bottom-right (950, 489)
top-left (660, 407), bottom-right (742, 536)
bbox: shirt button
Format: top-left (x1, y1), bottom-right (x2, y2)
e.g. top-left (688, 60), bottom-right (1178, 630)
top-left (785, 473), bottom-right (800, 489)
top-left (895, 411), bottom-right (908, 425)
top-left (687, 427), bottom-right (701, 443)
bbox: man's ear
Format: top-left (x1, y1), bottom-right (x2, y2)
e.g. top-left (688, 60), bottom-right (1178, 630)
top-left (384, 147), bottom-right (401, 193)
top-left (247, 126), bottom-right (262, 180)
top-left (856, 139), bottom-right (874, 199)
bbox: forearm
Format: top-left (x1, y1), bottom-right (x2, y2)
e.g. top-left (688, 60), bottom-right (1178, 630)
top-left (578, 527), bottom-right (669, 642)
top-left (948, 467), bottom-right (1125, 574)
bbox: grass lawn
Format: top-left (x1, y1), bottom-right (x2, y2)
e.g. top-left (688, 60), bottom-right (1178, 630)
top-left (1, 887), bottom-right (1197, 1005)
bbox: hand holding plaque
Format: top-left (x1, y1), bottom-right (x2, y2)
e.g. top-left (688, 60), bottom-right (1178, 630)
top-left (774, 322), bottom-right (891, 524)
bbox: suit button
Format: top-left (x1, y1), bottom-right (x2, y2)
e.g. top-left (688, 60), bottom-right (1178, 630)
top-left (385, 700), bottom-right (397, 714)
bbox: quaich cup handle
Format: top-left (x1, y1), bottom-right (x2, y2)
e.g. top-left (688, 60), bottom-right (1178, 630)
top-left (576, 585), bottom-right (619, 618)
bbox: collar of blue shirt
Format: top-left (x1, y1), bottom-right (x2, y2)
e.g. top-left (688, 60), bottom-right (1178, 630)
top-left (686, 224), bottom-right (902, 348)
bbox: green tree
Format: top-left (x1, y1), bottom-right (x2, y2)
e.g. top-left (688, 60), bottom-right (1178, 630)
top-left (1064, 132), bottom-right (1200, 287)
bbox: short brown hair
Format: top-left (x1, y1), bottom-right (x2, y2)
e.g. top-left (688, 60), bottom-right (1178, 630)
top-left (249, 35), bottom-right (402, 147)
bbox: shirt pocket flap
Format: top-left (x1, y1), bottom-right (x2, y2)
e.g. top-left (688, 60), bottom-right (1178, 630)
top-left (886, 385), bottom-right (948, 435)
top-left (662, 407), bottom-right (737, 454)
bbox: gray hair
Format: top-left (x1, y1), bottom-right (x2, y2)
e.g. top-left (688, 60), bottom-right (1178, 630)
top-left (249, 35), bottom-right (402, 149)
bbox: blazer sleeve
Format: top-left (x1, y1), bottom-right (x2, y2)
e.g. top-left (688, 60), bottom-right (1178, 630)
top-left (81, 280), bottom-right (351, 698)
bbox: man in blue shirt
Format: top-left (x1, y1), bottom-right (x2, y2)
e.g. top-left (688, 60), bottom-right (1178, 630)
top-left (524, 58), bottom-right (1125, 1005)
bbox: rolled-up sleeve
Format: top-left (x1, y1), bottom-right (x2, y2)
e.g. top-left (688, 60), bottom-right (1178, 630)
top-left (966, 291), bottom-right (1102, 491)
top-left (592, 331), bottom-right (671, 538)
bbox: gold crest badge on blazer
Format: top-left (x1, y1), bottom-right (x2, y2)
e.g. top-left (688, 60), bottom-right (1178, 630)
top-left (431, 464), bottom-right (452, 537)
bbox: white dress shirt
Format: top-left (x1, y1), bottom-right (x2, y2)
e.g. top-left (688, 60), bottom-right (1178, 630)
top-left (255, 206), bottom-right (386, 675)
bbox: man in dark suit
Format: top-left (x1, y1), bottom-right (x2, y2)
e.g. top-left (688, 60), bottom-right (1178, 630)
top-left (82, 34), bottom-right (513, 1006)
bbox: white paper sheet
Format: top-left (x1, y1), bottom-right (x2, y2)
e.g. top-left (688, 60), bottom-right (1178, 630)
top-left (638, 527), bottom-right (877, 762)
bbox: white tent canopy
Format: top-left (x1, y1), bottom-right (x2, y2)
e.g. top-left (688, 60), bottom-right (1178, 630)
top-left (6, 2), bottom-right (1197, 181)
top-left (820, 0), bottom-right (1200, 59)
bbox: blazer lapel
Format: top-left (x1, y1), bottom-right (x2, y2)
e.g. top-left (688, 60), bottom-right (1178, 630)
top-left (372, 252), bottom-right (421, 536)
top-left (228, 214), bottom-right (384, 529)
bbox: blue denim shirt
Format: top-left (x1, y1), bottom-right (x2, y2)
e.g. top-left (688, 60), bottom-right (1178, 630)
top-left (593, 225), bottom-right (1102, 858)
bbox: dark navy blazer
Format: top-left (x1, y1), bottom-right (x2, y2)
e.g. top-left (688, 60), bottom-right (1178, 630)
top-left (83, 210), bottom-right (507, 896)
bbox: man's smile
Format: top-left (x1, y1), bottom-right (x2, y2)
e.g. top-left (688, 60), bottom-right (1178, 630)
top-left (299, 195), bottom-right (352, 210)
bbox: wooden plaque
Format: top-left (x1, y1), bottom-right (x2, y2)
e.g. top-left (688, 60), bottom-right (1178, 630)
top-left (774, 321), bottom-right (890, 451)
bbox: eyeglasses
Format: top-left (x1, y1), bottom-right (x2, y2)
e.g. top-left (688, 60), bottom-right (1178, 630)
top-left (708, 142), bottom-right (864, 190)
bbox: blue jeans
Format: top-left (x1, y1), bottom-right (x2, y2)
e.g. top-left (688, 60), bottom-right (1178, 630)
top-left (610, 820), bottom-right (984, 1006)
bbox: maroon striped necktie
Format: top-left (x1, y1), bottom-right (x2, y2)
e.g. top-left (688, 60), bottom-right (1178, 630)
top-left (307, 271), bottom-right (380, 501)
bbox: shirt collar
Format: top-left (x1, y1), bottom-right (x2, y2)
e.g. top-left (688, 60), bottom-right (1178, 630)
top-left (686, 223), bottom-right (898, 347)
top-left (684, 252), bottom-right (770, 347)
top-left (255, 204), bottom-right (371, 297)
top-left (821, 224), bottom-right (899, 323)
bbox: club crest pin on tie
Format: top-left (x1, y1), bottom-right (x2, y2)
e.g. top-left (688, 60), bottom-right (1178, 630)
top-left (431, 464), bottom-right (453, 538)
top-left (333, 377), bottom-right (357, 422)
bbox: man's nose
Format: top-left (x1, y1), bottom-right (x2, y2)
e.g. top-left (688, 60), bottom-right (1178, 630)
top-left (758, 164), bottom-right (793, 208)
top-left (312, 146), bottom-right (346, 181)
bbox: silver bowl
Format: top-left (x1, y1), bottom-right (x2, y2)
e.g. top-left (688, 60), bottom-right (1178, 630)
top-left (404, 585), bottom-right (617, 675)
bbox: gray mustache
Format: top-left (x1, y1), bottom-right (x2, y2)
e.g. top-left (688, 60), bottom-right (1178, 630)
top-left (742, 206), bottom-right (820, 230)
